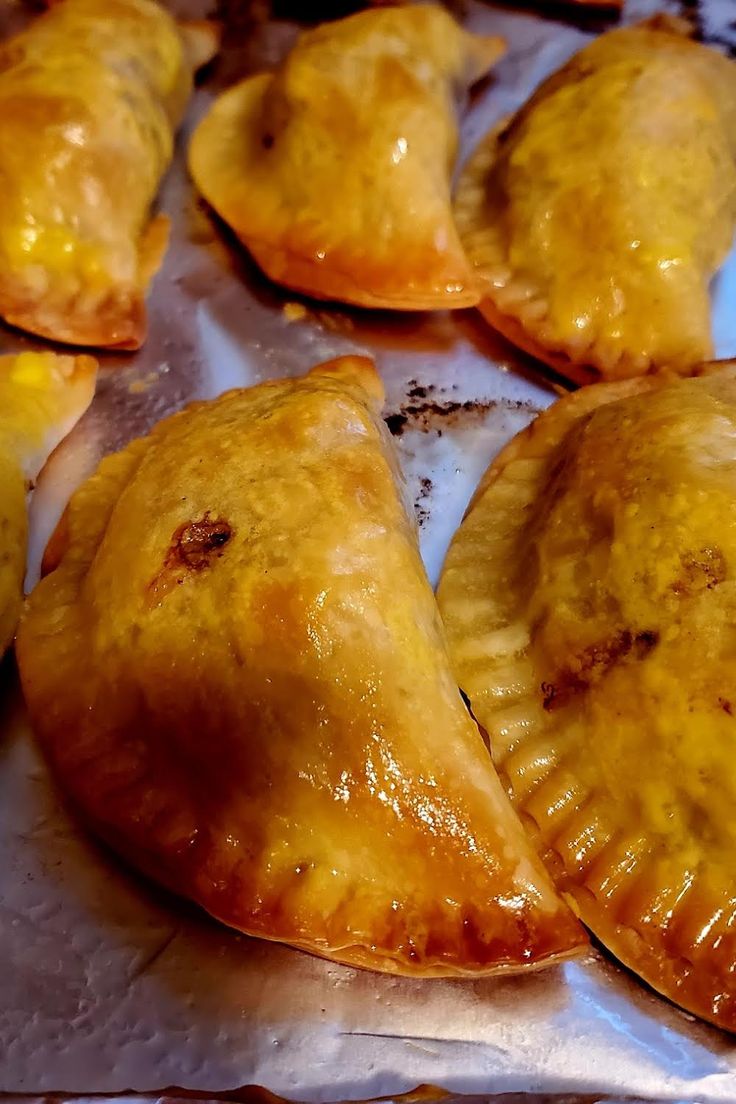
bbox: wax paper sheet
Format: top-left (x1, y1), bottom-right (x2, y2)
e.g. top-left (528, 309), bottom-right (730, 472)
top-left (1, 0), bottom-right (736, 1099)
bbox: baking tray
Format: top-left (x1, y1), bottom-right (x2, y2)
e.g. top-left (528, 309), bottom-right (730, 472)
top-left (2, 0), bottom-right (736, 1099)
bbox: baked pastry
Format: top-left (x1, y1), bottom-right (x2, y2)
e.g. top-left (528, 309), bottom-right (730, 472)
top-left (455, 20), bottom-right (736, 384)
top-left (17, 355), bottom-right (584, 976)
top-left (0, 0), bottom-right (217, 349)
top-left (438, 362), bottom-right (736, 1029)
top-left (189, 7), bottom-right (504, 310)
top-left (0, 352), bottom-right (96, 656)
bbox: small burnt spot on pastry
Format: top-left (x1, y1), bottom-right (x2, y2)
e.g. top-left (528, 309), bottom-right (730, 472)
top-left (147, 514), bottom-right (233, 603)
top-left (261, 132), bottom-right (275, 150)
top-left (173, 516), bottom-right (233, 569)
top-left (542, 629), bottom-right (659, 712)
top-left (633, 629), bottom-right (659, 654)
top-left (541, 681), bottom-right (560, 711)
top-left (672, 547), bottom-right (727, 595)
top-left (719, 697), bottom-right (733, 716)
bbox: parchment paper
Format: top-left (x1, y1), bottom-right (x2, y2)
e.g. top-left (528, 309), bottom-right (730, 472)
top-left (2, 0), bottom-right (736, 1098)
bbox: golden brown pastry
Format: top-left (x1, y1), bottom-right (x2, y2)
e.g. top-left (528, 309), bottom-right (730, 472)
top-left (438, 362), bottom-right (736, 1029)
top-left (0, 0), bottom-right (217, 349)
top-left (189, 7), bottom-right (504, 311)
top-left (455, 21), bottom-right (736, 384)
top-left (0, 351), bottom-right (96, 656)
top-left (17, 355), bottom-right (584, 976)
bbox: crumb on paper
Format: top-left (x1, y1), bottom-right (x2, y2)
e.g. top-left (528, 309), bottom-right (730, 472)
top-left (317, 311), bottom-right (354, 333)
top-left (384, 381), bottom-right (541, 437)
top-left (385, 397), bottom-right (499, 437)
top-left (283, 302), bottom-right (308, 323)
top-left (128, 367), bottom-right (166, 396)
top-left (413, 475), bottom-right (433, 529)
top-left (385, 412), bottom-right (409, 436)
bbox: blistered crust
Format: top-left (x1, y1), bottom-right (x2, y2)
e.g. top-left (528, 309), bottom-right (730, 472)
top-left (18, 355), bottom-right (584, 977)
top-left (456, 22), bottom-right (736, 383)
top-left (189, 7), bottom-right (504, 311)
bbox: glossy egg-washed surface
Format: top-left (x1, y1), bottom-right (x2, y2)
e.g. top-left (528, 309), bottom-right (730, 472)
top-left (189, 6), bottom-right (504, 311)
top-left (0, 352), bottom-right (96, 656)
top-left (437, 364), bottom-right (736, 1029)
top-left (455, 21), bottom-right (736, 384)
top-left (0, 0), bottom-right (192, 349)
top-left (17, 357), bottom-right (584, 976)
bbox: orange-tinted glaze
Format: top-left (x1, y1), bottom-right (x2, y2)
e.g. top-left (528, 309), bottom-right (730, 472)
top-left (456, 21), bottom-right (736, 382)
top-left (189, 7), bottom-right (504, 311)
top-left (439, 363), bottom-right (736, 1030)
top-left (0, 0), bottom-right (209, 348)
top-left (18, 356), bottom-right (585, 976)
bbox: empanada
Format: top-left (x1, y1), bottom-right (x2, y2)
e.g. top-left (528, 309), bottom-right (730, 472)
top-left (455, 21), bottom-right (736, 384)
top-left (438, 363), bottom-right (736, 1028)
top-left (17, 356), bottom-right (584, 976)
top-left (189, 7), bottom-right (504, 311)
top-left (0, 0), bottom-right (217, 349)
top-left (0, 351), bottom-right (96, 656)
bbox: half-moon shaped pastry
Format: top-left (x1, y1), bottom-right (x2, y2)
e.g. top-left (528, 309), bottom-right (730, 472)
top-left (438, 362), bottom-right (736, 1029)
top-left (0, 351), bottom-right (96, 656)
top-left (455, 20), bottom-right (736, 384)
top-left (0, 0), bottom-right (217, 349)
top-left (17, 355), bottom-right (584, 976)
top-left (189, 7), bottom-right (504, 311)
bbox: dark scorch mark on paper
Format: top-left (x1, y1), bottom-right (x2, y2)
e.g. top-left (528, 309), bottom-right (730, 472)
top-left (678, 0), bottom-right (736, 55)
top-left (384, 379), bottom-right (540, 438)
top-left (414, 476), bottom-right (433, 529)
